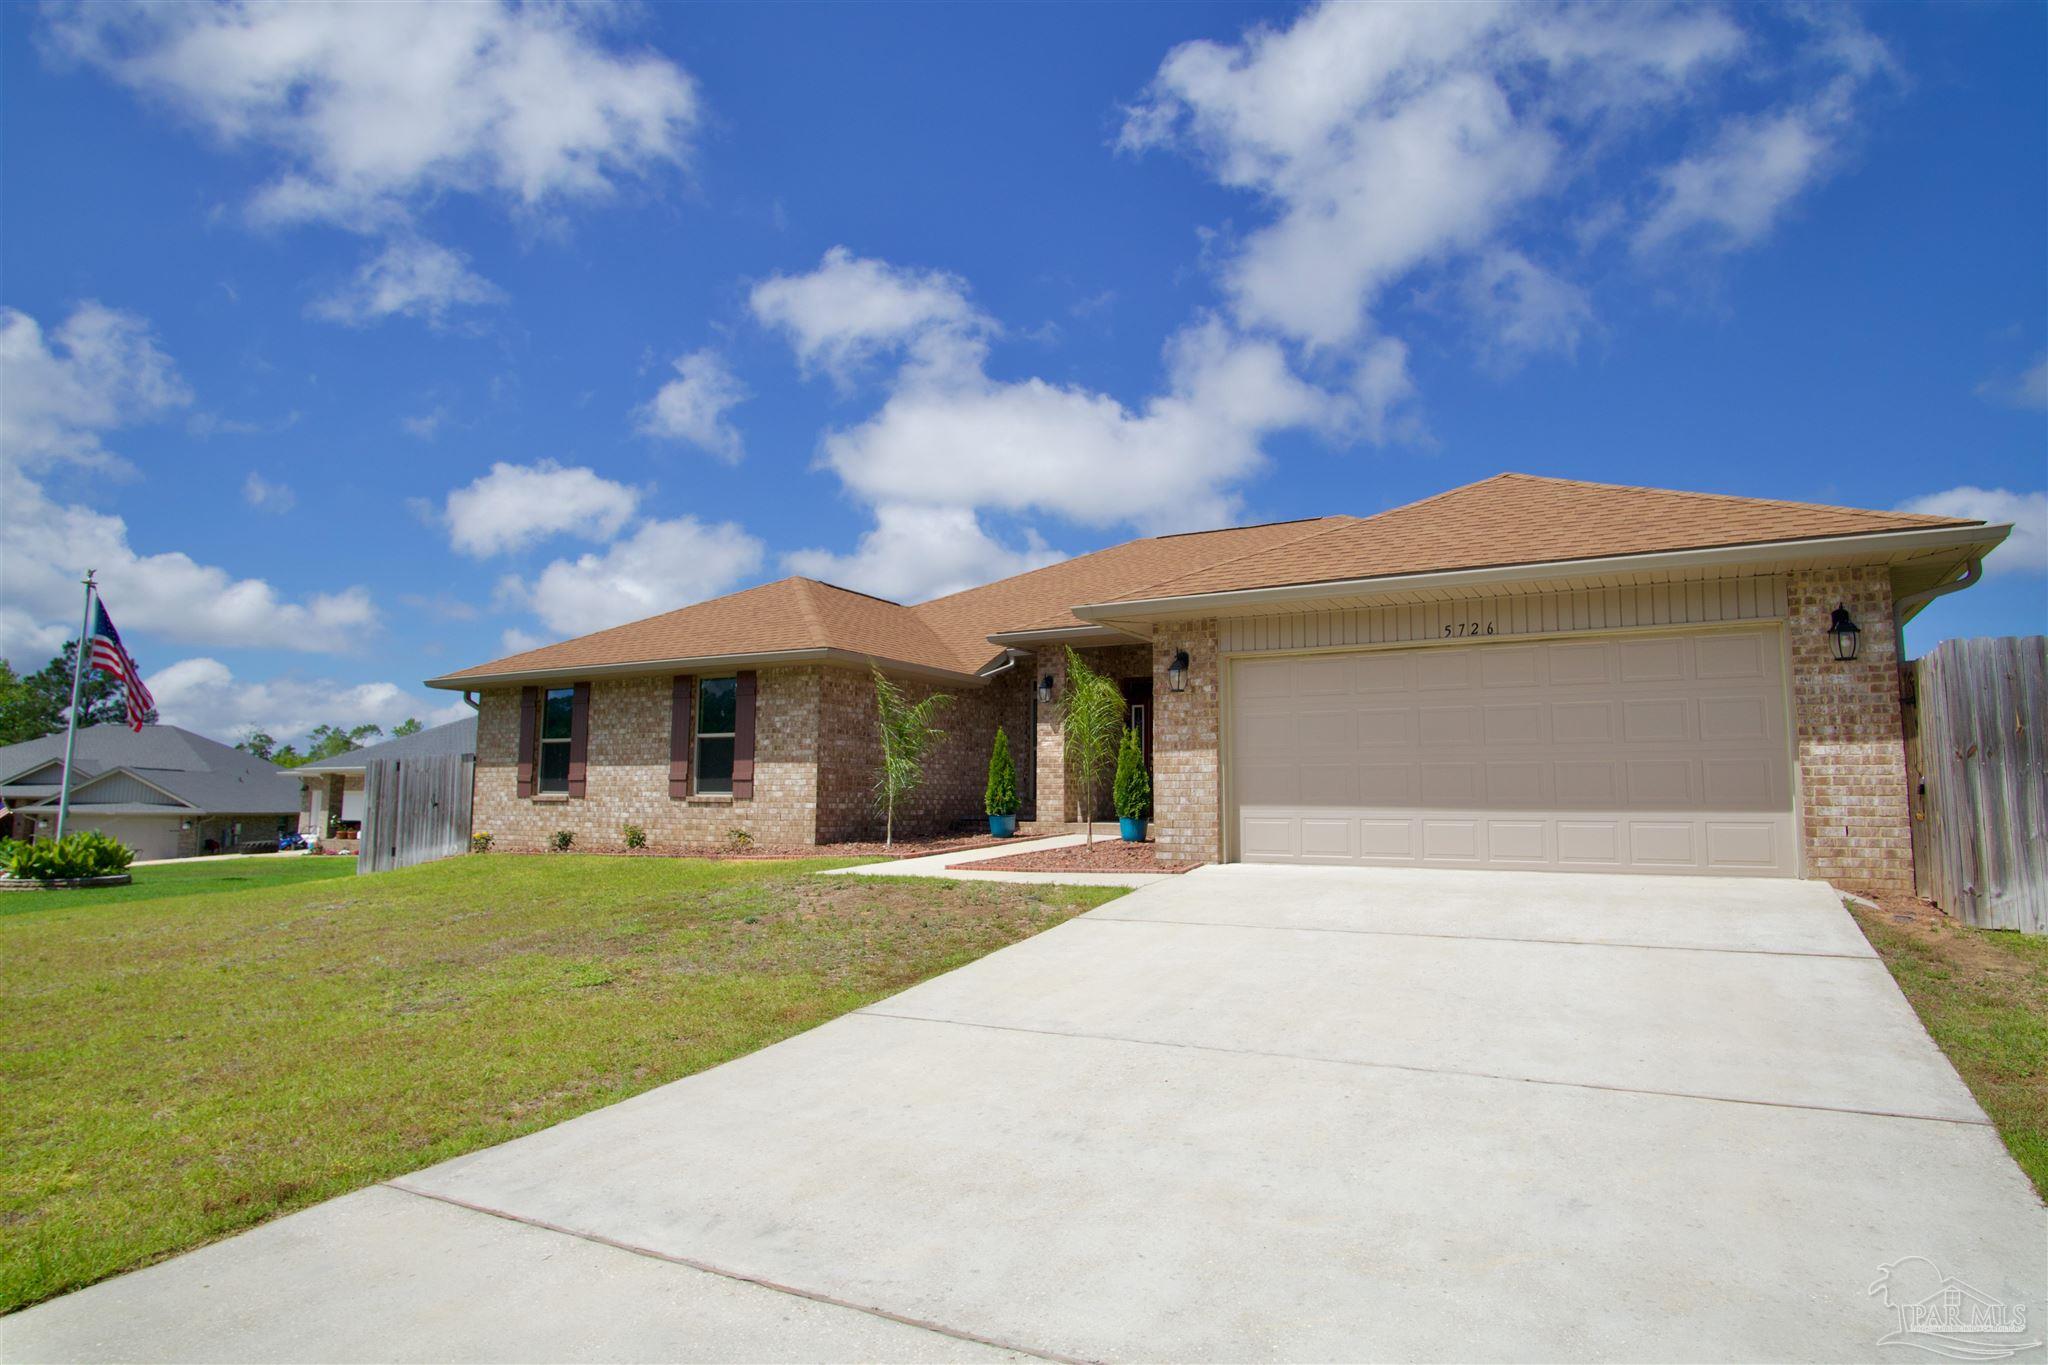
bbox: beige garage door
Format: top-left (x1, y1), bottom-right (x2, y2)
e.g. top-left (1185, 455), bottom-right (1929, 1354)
top-left (1230, 627), bottom-right (1795, 876)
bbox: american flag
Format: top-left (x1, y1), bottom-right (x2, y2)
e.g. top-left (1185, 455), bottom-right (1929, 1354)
top-left (88, 599), bottom-right (155, 733)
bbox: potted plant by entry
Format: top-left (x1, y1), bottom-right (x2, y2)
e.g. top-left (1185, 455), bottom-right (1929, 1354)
top-left (1113, 726), bottom-right (1151, 842)
top-left (984, 728), bottom-right (1020, 837)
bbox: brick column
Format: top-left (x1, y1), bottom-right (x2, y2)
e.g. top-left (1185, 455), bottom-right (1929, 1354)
top-left (1153, 618), bottom-right (1221, 864)
top-left (1032, 648), bottom-right (1072, 823)
top-left (1787, 566), bottom-right (1912, 891)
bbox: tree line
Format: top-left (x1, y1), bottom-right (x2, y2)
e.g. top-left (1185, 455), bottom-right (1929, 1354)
top-left (0, 639), bottom-right (420, 766)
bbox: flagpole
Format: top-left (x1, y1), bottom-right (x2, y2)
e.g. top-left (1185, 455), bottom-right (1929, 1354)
top-left (54, 571), bottom-right (97, 845)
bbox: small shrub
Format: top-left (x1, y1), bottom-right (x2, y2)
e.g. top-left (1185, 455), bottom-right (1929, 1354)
top-left (550, 829), bottom-right (574, 853)
top-left (622, 824), bottom-right (647, 850)
top-left (2, 831), bottom-right (134, 881)
top-left (1113, 726), bottom-right (1151, 822)
top-left (984, 728), bottom-right (1020, 817)
top-left (724, 826), bottom-right (753, 851)
top-left (470, 831), bottom-right (493, 854)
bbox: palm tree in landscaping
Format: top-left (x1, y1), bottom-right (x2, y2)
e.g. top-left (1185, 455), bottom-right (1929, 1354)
top-left (1057, 647), bottom-right (1125, 845)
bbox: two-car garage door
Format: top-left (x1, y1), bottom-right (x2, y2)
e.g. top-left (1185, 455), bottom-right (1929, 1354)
top-left (1230, 627), bottom-right (1795, 876)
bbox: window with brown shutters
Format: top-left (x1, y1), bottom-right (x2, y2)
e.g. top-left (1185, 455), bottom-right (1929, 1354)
top-left (516, 686), bottom-right (538, 798)
top-left (693, 676), bottom-right (737, 794)
top-left (566, 682), bottom-right (590, 798)
top-left (669, 675), bottom-right (693, 799)
top-left (733, 670), bottom-right (757, 799)
top-left (536, 686), bottom-right (574, 794)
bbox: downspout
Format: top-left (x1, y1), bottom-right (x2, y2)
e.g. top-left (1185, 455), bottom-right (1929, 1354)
top-left (977, 649), bottom-right (1027, 679)
top-left (461, 690), bottom-right (481, 711)
top-left (1895, 557), bottom-right (1984, 621)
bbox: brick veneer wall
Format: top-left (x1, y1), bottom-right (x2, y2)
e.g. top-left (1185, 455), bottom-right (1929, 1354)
top-left (1032, 648), bottom-right (1071, 822)
top-left (817, 665), bottom-right (1031, 840)
top-left (1150, 619), bottom-right (1221, 863)
top-left (1787, 566), bottom-right (1913, 890)
top-left (472, 670), bottom-right (820, 851)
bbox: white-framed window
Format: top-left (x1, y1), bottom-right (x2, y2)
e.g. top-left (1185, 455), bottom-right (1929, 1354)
top-left (538, 686), bottom-right (574, 794)
top-left (695, 676), bottom-right (737, 794)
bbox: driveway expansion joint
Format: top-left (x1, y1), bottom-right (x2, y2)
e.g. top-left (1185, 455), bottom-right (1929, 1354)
top-left (852, 1008), bottom-right (1994, 1129)
top-left (1080, 913), bottom-right (1881, 961)
top-left (380, 1178), bottom-right (1090, 1365)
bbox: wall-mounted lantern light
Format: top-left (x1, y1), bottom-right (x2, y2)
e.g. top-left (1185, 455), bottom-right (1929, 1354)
top-left (1167, 649), bottom-right (1191, 693)
top-left (1036, 673), bottom-right (1056, 705)
top-left (1827, 604), bottom-right (1861, 662)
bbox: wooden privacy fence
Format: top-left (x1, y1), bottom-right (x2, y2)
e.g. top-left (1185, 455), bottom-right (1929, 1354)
top-left (359, 752), bottom-right (475, 875)
top-left (1904, 636), bottom-right (2047, 933)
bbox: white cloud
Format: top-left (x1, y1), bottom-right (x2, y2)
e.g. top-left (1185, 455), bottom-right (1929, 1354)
top-left (402, 406), bottom-right (450, 439)
top-left (785, 505), bottom-right (1063, 604)
top-left (813, 307), bottom-right (1340, 533)
top-left (635, 348), bottom-right (748, 462)
top-left (1121, 2), bottom-right (1878, 359)
top-left (441, 460), bottom-right (641, 557)
top-left (145, 657), bottom-right (468, 746)
top-left (751, 247), bottom-right (989, 385)
top-left (242, 470), bottom-right (296, 514)
top-left (1636, 106), bottom-right (1830, 255)
top-left (502, 516), bottom-right (766, 635)
top-left (499, 627), bottom-right (547, 655)
top-left (1896, 488), bottom-right (2048, 576)
top-left (0, 303), bottom-right (377, 664)
top-left (46, 1), bottom-right (699, 231)
top-left (309, 238), bottom-right (503, 328)
top-left (1977, 355), bottom-right (2048, 412)
top-left (1461, 248), bottom-right (1593, 367)
top-left (0, 302), bottom-right (189, 473)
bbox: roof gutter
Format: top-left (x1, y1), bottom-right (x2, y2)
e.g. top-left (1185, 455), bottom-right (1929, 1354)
top-left (1894, 556), bottom-right (1984, 626)
top-left (1071, 522), bottom-right (2012, 623)
top-left (426, 646), bottom-right (985, 691)
top-left (984, 623), bottom-right (1150, 648)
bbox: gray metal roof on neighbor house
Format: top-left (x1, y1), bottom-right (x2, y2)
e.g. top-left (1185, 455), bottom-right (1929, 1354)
top-left (0, 724), bottom-right (300, 816)
top-left (295, 716), bottom-right (477, 774)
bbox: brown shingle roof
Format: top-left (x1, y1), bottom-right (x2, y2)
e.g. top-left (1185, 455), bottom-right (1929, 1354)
top-left (911, 517), bottom-right (1353, 668)
top-left (1101, 474), bottom-right (1979, 603)
top-left (432, 474), bottom-right (1982, 686)
top-left (433, 577), bottom-right (964, 683)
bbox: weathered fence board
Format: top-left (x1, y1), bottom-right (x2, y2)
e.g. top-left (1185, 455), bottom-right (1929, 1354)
top-left (359, 752), bottom-right (475, 875)
top-left (1908, 636), bottom-right (2047, 933)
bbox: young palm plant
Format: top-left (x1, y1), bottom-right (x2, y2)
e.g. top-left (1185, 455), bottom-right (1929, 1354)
top-left (872, 665), bottom-right (950, 849)
top-left (1057, 646), bottom-right (1126, 845)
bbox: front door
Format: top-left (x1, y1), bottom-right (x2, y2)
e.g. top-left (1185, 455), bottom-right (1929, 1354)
top-left (1120, 678), bottom-right (1154, 815)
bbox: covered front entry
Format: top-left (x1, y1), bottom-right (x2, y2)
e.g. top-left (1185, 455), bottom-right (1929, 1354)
top-left (1229, 626), bottom-right (1796, 875)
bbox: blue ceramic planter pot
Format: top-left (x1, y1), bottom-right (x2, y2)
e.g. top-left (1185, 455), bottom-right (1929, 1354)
top-left (1119, 817), bottom-right (1147, 842)
top-left (989, 813), bottom-right (1018, 838)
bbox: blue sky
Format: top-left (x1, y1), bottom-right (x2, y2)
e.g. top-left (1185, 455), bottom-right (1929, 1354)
top-left (2, 1), bottom-right (2042, 744)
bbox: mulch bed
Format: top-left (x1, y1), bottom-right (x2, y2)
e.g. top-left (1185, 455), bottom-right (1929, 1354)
top-left (498, 833), bottom-right (1010, 861)
top-left (954, 837), bottom-right (1205, 875)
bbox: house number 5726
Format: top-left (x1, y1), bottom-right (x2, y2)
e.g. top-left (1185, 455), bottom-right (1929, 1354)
top-left (1443, 621), bottom-right (1497, 638)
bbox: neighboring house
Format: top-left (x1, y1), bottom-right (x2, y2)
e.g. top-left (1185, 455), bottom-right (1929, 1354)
top-left (0, 724), bottom-right (301, 859)
top-left (295, 717), bottom-right (477, 850)
top-left (426, 473), bottom-right (2010, 889)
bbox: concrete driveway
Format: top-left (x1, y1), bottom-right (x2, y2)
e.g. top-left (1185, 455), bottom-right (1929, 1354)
top-left (9, 866), bottom-right (2044, 1363)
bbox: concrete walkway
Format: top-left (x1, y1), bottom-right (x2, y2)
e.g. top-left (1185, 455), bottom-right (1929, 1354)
top-left (824, 831), bottom-right (1175, 886)
top-left (9, 865), bottom-right (2044, 1362)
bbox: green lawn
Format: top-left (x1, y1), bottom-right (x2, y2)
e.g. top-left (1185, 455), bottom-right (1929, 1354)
top-left (1849, 898), bottom-right (2048, 1200)
top-left (0, 854), bottom-right (1127, 1313)
top-left (1, 854), bottom-right (358, 917)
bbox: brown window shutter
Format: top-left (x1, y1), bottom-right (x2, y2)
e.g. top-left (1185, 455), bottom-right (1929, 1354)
top-left (516, 686), bottom-right (538, 798)
top-left (733, 670), bottom-right (757, 799)
top-left (669, 675), bottom-right (694, 799)
top-left (566, 682), bottom-right (591, 798)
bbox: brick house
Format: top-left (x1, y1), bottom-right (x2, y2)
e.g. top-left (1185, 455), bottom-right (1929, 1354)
top-left (427, 474), bottom-right (2010, 890)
